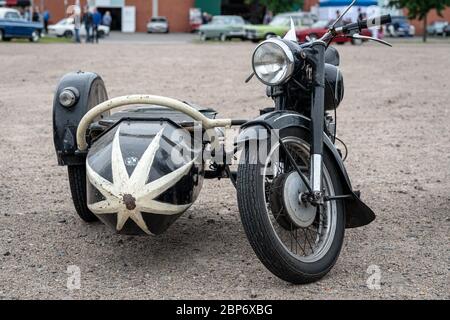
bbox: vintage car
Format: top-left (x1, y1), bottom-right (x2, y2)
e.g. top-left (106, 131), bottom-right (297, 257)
top-left (147, 16), bottom-right (169, 33)
top-left (199, 15), bottom-right (246, 41)
top-left (0, 8), bottom-right (43, 42)
top-left (245, 12), bottom-right (317, 42)
top-left (297, 20), bottom-right (372, 45)
top-left (426, 20), bottom-right (449, 36)
top-left (47, 17), bottom-right (110, 39)
top-left (385, 15), bottom-right (415, 37)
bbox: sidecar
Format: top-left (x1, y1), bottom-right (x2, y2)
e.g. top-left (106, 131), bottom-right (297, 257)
top-left (53, 71), bottom-right (239, 235)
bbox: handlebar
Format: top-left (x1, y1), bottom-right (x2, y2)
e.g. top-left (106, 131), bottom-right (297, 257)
top-left (336, 14), bottom-right (392, 35)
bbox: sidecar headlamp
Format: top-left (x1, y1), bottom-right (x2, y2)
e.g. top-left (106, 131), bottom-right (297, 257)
top-left (252, 39), bottom-right (295, 86)
top-left (59, 87), bottom-right (79, 108)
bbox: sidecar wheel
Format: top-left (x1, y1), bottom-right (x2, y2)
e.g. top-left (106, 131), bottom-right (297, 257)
top-left (68, 165), bottom-right (98, 223)
top-left (237, 127), bottom-right (345, 284)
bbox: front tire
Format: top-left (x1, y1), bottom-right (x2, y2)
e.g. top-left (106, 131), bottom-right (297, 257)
top-left (351, 38), bottom-right (363, 45)
top-left (68, 165), bottom-right (98, 222)
top-left (308, 33), bottom-right (318, 41)
top-left (265, 33), bottom-right (276, 40)
top-left (220, 33), bottom-right (227, 42)
top-left (237, 128), bottom-right (345, 284)
top-left (64, 30), bottom-right (73, 39)
top-left (29, 30), bottom-right (40, 42)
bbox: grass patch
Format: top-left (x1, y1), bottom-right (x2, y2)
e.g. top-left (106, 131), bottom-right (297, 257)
top-left (4, 36), bottom-right (73, 44)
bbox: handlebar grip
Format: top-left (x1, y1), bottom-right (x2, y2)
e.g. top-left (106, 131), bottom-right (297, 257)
top-left (340, 14), bottom-right (392, 34)
top-left (363, 15), bottom-right (392, 29)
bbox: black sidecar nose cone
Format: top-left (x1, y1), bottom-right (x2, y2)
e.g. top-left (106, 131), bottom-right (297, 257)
top-left (86, 120), bottom-right (204, 235)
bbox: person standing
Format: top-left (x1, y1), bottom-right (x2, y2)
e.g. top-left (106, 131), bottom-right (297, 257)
top-left (43, 9), bottom-right (50, 34)
top-left (367, 6), bottom-right (380, 39)
top-left (357, 8), bottom-right (365, 21)
top-left (202, 12), bottom-right (209, 24)
top-left (83, 6), bottom-right (93, 43)
top-left (23, 6), bottom-right (31, 21)
top-left (263, 10), bottom-right (273, 25)
top-left (32, 6), bottom-right (41, 23)
top-left (102, 11), bottom-right (112, 28)
top-left (74, 6), bottom-right (81, 43)
top-left (92, 8), bottom-right (102, 43)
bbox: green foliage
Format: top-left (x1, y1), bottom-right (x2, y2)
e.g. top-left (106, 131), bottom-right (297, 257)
top-left (389, 0), bottom-right (450, 20)
top-left (245, 0), bottom-right (305, 14)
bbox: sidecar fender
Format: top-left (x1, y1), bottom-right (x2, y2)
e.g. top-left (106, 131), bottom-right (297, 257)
top-left (53, 71), bottom-right (108, 166)
top-left (237, 110), bottom-right (375, 228)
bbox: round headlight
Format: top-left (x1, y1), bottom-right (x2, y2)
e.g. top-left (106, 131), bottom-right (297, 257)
top-left (252, 39), bottom-right (295, 86)
top-left (59, 87), bottom-right (79, 108)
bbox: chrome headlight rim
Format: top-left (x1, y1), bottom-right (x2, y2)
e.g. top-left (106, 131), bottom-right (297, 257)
top-left (252, 38), bottom-right (295, 86)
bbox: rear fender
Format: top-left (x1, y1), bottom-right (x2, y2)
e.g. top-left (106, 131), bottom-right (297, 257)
top-left (237, 110), bottom-right (375, 228)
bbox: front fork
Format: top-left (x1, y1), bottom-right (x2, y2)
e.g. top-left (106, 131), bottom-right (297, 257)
top-left (309, 42), bottom-right (326, 195)
top-left (271, 42), bottom-right (326, 199)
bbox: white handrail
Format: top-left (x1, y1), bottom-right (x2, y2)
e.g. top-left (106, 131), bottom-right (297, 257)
top-left (76, 95), bottom-right (232, 151)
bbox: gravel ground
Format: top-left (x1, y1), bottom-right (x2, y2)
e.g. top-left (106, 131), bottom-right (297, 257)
top-left (0, 40), bottom-right (449, 300)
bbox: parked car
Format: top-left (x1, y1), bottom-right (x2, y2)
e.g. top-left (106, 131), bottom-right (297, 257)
top-left (199, 15), bottom-right (246, 41)
top-left (385, 15), bottom-right (415, 37)
top-left (245, 12), bottom-right (317, 42)
top-left (445, 24), bottom-right (450, 36)
top-left (426, 20), bottom-right (449, 36)
top-left (47, 18), bottom-right (110, 39)
top-left (297, 20), bottom-right (372, 44)
top-left (147, 16), bottom-right (169, 33)
top-left (0, 8), bottom-right (43, 42)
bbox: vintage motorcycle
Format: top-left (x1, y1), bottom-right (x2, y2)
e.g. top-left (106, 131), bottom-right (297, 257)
top-left (52, 1), bottom-right (392, 284)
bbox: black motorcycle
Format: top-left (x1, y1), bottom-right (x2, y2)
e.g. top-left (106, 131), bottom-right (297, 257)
top-left (52, 0), bottom-right (392, 284)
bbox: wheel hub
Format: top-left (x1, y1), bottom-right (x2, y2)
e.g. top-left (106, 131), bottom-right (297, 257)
top-left (282, 172), bottom-right (317, 228)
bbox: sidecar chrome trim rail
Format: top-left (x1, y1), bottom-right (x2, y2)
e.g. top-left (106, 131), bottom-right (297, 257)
top-left (76, 95), bottom-right (233, 151)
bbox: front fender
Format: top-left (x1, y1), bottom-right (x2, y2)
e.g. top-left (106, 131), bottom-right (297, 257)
top-left (237, 110), bottom-right (375, 229)
top-left (53, 71), bottom-right (108, 166)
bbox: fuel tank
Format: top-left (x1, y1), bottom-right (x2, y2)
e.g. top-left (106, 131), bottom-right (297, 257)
top-left (86, 119), bottom-right (204, 235)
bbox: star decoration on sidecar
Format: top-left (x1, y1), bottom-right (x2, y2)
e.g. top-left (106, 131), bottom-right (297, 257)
top-left (86, 127), bottom-right (195, 234)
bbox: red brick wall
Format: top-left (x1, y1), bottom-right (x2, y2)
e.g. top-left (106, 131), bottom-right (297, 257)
top-left (128, 0), bottom-right (150, 32)
top-left (41, 0), bottom-right (195, 32)
top-left (303, 0), bottom-right (318, 11)
top-left (158, 0), bottom-right (195, 33)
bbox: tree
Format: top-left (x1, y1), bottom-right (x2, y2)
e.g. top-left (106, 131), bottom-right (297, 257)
top-left (245, 0), bottom-right (305, 15)
top-left (389, 0), bottom-right (450, 42)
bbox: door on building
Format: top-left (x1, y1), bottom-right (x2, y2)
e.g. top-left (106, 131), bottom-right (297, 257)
top-left (121, 6), bottom-right (135, 33)
top-left (97, 7), bottom-right (122, 31)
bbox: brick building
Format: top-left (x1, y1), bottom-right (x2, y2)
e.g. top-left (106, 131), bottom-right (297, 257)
top-left (3, 0), bottom-right (449, 34)
top-left (31, 0), bottom-right (196, 32)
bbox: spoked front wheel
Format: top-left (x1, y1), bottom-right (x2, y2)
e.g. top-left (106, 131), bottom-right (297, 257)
top-left (237, 127), bottom-right (345, 284)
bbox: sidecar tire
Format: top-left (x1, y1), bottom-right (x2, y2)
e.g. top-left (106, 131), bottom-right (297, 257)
top-left (68, 165), bottom-right (98, 222)
top-left (237, 128), bottom-right (345, 284)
